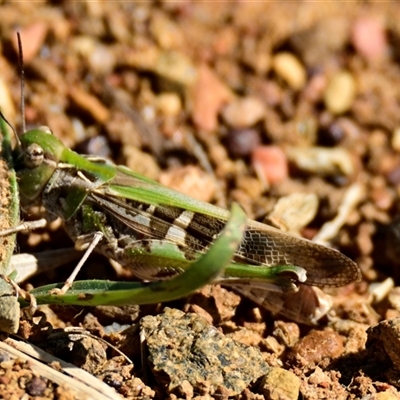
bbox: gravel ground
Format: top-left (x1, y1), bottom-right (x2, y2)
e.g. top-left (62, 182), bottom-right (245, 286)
top-left (1, 2), bottom-right (400, 399)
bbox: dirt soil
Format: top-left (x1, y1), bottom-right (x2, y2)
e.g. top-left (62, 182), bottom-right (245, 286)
top-left (1, 1), bottom-right (400, 399)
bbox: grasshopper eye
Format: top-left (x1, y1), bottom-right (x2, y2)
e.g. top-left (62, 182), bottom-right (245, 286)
top-left (38, 126), bottom-right (52, 135)
top-left (24, 143), bottom-right (44, 168)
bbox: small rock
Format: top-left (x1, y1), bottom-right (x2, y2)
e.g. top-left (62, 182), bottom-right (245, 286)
top-left (140, 308), bottom-right (269, 396)
top-left (263, 336), bottom-right (285, 356)
top-left (186, 285), bottom-right (241, 324)
top-left (155, 92), bottom-right (182, 117)
top-left (70, 35), bottom-right (96, 58)
top-left (351, 16), bottom-right (388, 62)
top-left (226, 327), bottom-right (263, 348)
top-left (307, 366), bottom-right (331, 387)
top-left (272, 321), bottom-right (300, 348)
top-left (289, 329), bottom-right (344, 366)
top-left (266, 193), bottom-right (318, 233)
top-left (222, 97), bottom-right (266, 129)
top-left (260, 368), bottom-right (300, 400)
top-left (286, 146), bottom-right (354, 176)
top-left (367, 317), bottom-right (400, 371)
top-left (173, 380), bottom-right (194, 399)
top-left (191, 64), bottom-right (232, 131)
top-left (226, 128), bottom-right (261, 158)
top-left (39, 330), bottom-right (107, 374)
top-left (26, 376), bottom-right (47, 397)
top-left (251, 145), bottom-right (289, 185)
top-left (303, 367), bottom-right (349, 399)
top-left (88, 44), bottom-right (117, 75)
top-left (324, 71), bottom-right (356, 115)
top-left (155, 50), bottom-right (198, 87)
top-left (272, 52), bottom-right (306, 90)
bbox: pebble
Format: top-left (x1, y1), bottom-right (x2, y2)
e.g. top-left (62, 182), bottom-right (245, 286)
top-left (41, 330), bottom-right (107, 374)
top-left (266, 193), bottom-right (318, 233)
top-left (191, 64), bottom-right (232, 131)
top-left (286, 146), bottom-right (354, 176)
top-left (26, 376), bottom-right (48, 397)
top-left (140, 308), bottom-right (269, 396)
top-left (289, 329), bottom-right (344, 366)
top-left (272, 321), bottom-right (300, 348)
top-left (155, 92), bottom-right (182, 117)
top-left (272, 52), bottom-right (306, 90)
top-left (367, 317), bottom-right (400, 371)
top-left (155, 50), bottom-right (198, 87)
top-left (351, 16), bottom-right (388, 62)
top-left (324, 71), bottom-right (356, 115)
top-left (70, 35), bottom-right (96, 58)
top-left (226, 128), bottom-right (261, 158)
top-left (222, 97), bottom-right (266, 128)
top-left (128, 46), bottom-right (197, 88)
top-left (88, 44), bottom-right (116, 75)
top-left (251, 146), bottom-right (289, 185)
top-left (260, 368), bottom-right (300, 400)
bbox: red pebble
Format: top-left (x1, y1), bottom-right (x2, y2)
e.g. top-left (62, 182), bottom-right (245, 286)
top-left (351, 17), bottom-right (388, 62)
top-left (251, 145), bottom-right (288, 185)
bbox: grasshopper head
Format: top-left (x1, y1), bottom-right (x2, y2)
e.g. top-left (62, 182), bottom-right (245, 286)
top-left (15, 127), bottom-right (67, 205)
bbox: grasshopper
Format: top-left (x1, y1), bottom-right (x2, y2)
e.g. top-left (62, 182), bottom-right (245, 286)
top-left (12, 126), bottom-right (360, 323)
top-left (7, 33), bottom-right (360, 324)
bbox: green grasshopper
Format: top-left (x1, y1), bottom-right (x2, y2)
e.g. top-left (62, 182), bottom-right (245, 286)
top-left (7, 33), bottom-right (360, 324)
top-left (12, 126), bottom-right (360, 323)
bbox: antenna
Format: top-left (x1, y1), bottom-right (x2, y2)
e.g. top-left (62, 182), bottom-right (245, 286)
top-left (17, 32), bottom-right (25, 138)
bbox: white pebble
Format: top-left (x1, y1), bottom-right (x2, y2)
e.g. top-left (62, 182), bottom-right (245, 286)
top-left (324, 71), bottom-right (356, 115)
top-left (222, 97), bottom-right (265, 128)
top-left (272, 52), bottom-right (306, 90)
